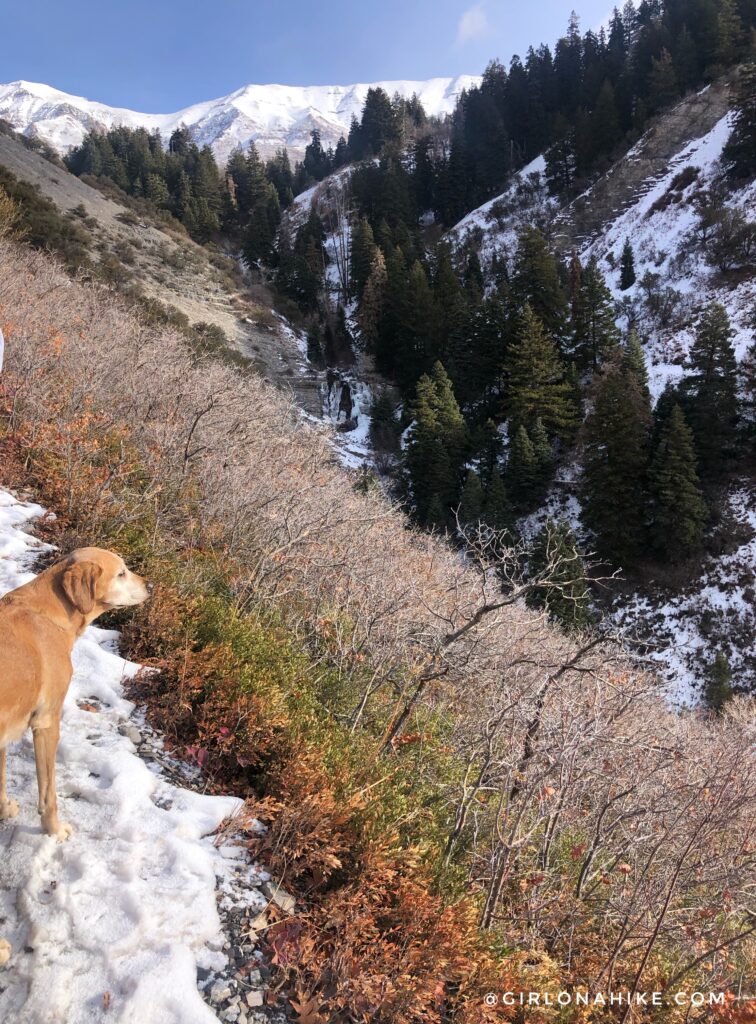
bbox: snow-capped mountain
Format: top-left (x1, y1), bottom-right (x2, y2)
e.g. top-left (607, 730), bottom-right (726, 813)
top-left (0, 77), bottom-right (479, 162)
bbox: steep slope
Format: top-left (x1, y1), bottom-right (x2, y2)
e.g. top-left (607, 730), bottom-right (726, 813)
top-left (0, 77), bottom-right (479, 162)
top-left (0, 129), bottom-right (323, 414)
top-left (449, 76), bottom-right (755, 704)
top-left (558, 75), bottom-right (735, 248)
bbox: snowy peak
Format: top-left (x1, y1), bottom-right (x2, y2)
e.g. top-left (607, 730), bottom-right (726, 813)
top-left (0, 76), bottom-right (479, 162)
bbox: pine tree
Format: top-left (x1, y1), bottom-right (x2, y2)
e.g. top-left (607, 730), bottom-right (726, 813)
top-left (483, 469), bottom-right (512, 532)
top-left (350, 217), bottom-right (377, 300)
top-left (361, 88), bottom-right (401, 154)
top-left (512, 227), bottom-right (569, 343)
top-left (426, 494), bottom-right (448, 532)
top-left (266, 149), bottom-right (294, 207)
top-left (243, 182), bottom-right (280, 264)
top-left (573, 255), bottom-right (620, 370)
top-left (507, 425), bottom-right (538, 507)
top-left (622, 327), bottom-right (649, 398)
top-left (530, 416), bottom-right (554, 487)
top-left (302, 128), bottom-right (331, 181)
top-left (397, 260), bottom-right (437, 391)
top-left (592, 79), bottom-right (621, 157)
top-left (682, 302), bottom-right (739, 478)
top-left (473, 418), bottom-right (504, 488)
top-left (527, 519), bottom-right (593, 632)
top-left (715, 0), bottom-right (743, 68)
top-left (458, 470), bottom-right (484, 528)
top-left (405, 362), bottom-right (467, 524)
top-left (506, 305), bottom-right (577, 440)
top-left (358, 250), bottom-right (388, 351)
top-left (723, 61), bottom-right (756, 180)
top-left (545, 116), bottom-right (576, 195)
top-left (649, 405), bottom-right (707, 562)
top-left (145, 173), bottom-right (170, 208)
top-left (464, 298), bottom-right (508, 406)
top-left (369, 389), bottom-right (400, 452)
top-left (673, 26), bottom-right (700, 92)
top-left (620, 238), bottom-right (636, 290)
top-left (705, 651), bottom-right (734, 712)
top-left (582, 354), bottom-right (651, 565)
top-left (173, 171), bottom-right (197, 234)
top-left (647, 49), bottom-right (679, 113)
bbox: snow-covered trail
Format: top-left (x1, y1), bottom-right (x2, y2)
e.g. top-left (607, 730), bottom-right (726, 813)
top-left (0, 490), bottom-right (244, 1024)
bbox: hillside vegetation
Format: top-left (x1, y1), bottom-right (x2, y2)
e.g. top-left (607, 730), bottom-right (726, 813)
top-left (1, 192), bottom-right (755, 1021)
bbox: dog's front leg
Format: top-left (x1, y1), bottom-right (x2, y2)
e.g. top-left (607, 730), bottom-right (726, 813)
top-left (0, 748), bottom-right (19, 820)
top-left (32, 722), bottom-right (72, 841)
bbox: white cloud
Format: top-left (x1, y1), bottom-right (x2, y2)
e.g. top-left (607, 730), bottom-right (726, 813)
top-left (455, 3), bottom-right (489, 45)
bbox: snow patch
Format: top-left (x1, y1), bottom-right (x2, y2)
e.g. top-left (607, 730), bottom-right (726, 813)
top-left (0, 490), bottom-right (248, 1024)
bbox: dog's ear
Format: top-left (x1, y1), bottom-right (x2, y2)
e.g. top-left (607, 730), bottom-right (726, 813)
top-left (61, 562), bottom-right (103, 615)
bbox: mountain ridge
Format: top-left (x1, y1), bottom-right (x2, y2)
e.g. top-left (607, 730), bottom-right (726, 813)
top-left (0, 75), bottom-right (480, 162)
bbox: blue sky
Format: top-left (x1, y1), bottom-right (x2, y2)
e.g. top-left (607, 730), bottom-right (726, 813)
top-left (2, 0), bottom-right (615, 110)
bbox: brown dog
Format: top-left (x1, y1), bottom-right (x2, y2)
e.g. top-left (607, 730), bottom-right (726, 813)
top-left (0, 548), bottom-right (149, 842)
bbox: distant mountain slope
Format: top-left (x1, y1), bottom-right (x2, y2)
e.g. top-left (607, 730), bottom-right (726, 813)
top-left (0, 129), bottom-right (322, 411)
top-left (0, 76), bottom-right (479, 161)
top-left (448, 75), bottom-right (755, 704)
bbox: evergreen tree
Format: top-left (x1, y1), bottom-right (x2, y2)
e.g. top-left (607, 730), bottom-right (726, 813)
top-left (681, 302), bottom-right (739, 478)
top-left (426, 494), bottom-right (448, 532)
top-left (545, 116), bottom-right (577, 195)
top-left (705, 651), bottom-right (734, 712)
top-left (369, 389), bottom-right (400, 452)
top-left (723, 61), bottom-right (756, 180)
top-left (266, 149), bottom-right (295, 207)
top-left (620, 238), bottom-right (636, 290)
top-left (458, 469), bottom-right (485, 528)
top-left (302, 129), bottom-right (331, 182)
top-left (473, 418), bottom-right (504, 487)
top-left (483, 469), bottom-right (512, 532)
top-left (573, 254), bottom-right (620, 370)
top-left (243, 181), bottom-right (280, 263)
top-left (145, 173), bottom-right (170, 208)
top-left (649, 405), bottom-right (708, 562)
top-left (506, 305), bottom-right (577, 440)
top-left (647, 49), bottom-right (679, 113)
top-left (173, 170), bottom-right (196, 234)
top-left (715, 0), bottom-right (743, 68)
top-left (673, 26), bottom-right (700, 91)
top-left (507, 425), bottom-right (538, 507)
top-left (374, 247), bottom-right (409, 375)
top-left (405, 362), bottom-right (467, 524)
top-left (347, 115), bottom-right (365, 160)
top-left (397, 260), bottom-right (438, 391)
top-left (527, 519), bottom-right (593, 632)
top-left (361, 88), bottom-right (401, 154)
top-left (463, 298), bottom-right (508, 406)
top-left (358, 249), bottom-right (388, 351)
top-left (530, 416), bottom-right (554, 487)
top-left (622, 327), bottom-right (650, 398)
top-left (512, 227), bottom-right (569, 343)
top-left (582, 354), bottom-right (651, 565)
top-left (592, 79), bottom-right (621, 158)
top-left (350, 217), bottom-right (377, 300)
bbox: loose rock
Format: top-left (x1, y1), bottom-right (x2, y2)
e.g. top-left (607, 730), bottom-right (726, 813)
top-left (260, 881), bottom-right (296, 915)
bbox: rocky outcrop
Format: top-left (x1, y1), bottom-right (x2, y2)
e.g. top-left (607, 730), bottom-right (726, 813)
top-left (556, 74), bottom-right (736, 250)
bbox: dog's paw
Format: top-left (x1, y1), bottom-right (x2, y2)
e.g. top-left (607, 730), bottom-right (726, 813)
top-left (43, 819), bottom-right (74, 842)
top-left (0, 797), bottom-right (19, 820)
top-left (0, 939), bottom-right (11, 966)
